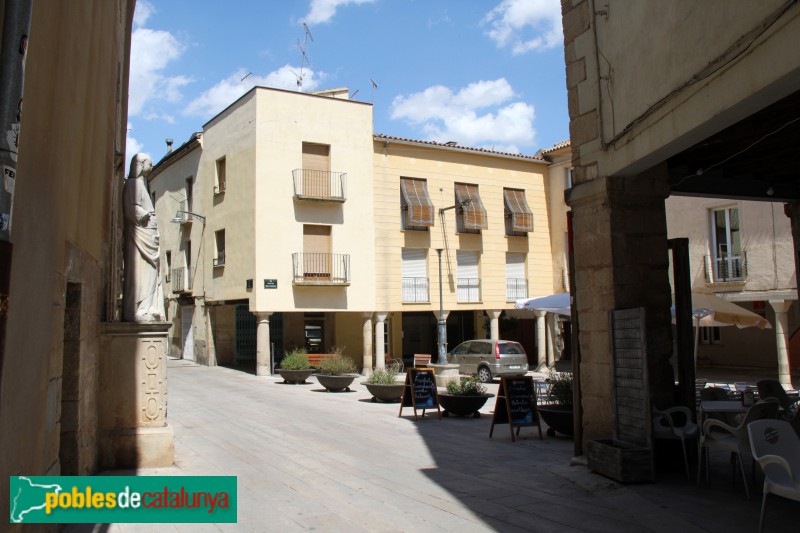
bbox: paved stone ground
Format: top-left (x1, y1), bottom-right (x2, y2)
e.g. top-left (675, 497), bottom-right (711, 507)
top-left (67, 359), bottom-right (796, 532)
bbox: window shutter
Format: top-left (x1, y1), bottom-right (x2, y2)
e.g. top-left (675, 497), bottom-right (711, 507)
top-left (455, 183), bottom-right (488, 229)
top-left (400, 178), bottom-right (434, 226)
top-left (503, 189), bottom-right (533, 232)
top-left (402, 249), bottom-right (427, 278)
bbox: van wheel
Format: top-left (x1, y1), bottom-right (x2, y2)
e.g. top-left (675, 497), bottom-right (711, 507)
top-left (477, 366), bottom-right (493, 383)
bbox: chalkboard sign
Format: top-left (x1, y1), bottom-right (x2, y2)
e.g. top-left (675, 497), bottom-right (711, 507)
top-left (490, 376), bottom-right (542, 441)
top-left (398, 368), bottom-right (441, 420)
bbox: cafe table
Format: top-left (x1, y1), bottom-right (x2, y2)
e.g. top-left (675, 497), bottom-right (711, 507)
top-left (698, 400), bottom-right (749, 426)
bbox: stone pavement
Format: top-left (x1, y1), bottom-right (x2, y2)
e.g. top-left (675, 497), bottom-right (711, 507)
top-left (68, 359), bottom-right (796, 532)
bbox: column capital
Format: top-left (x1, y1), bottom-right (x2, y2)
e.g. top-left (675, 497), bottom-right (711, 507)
top-left (769, 299), bottom-right (792, 313)
top-left (485, 309), bottom-right (502, 320)
top-left (374, 311), bottom-right (389, 322)
top-left (533, 309), bottom-right (547, 319)
top-left (253, 311), bottom-right (273, 321)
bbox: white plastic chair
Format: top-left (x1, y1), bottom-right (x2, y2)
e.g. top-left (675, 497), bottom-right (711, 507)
top-left (652, 405), bottom-right (698, 480)
top-left (747, 419), bottom-right (800, 533)
top-left (697, 399), bottom-right (780, 499)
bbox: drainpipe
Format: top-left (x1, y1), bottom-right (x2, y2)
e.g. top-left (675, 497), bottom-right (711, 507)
top-left (0, 0), bottom-right (32, 408)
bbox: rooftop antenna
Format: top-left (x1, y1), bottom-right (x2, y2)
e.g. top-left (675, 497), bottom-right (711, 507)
top-left (294, 22), bottom-right (314, 91)
top-left (241, 72), bottom-right (252, 82)
top-left (370, 78), bottom-right (379, 104)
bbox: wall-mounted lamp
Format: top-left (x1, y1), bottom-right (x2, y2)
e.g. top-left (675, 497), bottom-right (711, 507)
top-left (170, 210), bottom-right (206, 224)
top-left (438, 198), bottom-right (471, 215)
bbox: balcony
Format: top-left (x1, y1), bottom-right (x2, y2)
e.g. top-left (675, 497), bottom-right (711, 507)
top-left (292, 253), bottom-right (350, 285)
top-left (402, 277), bottom-right (430, 303)
top-left (457, 278), bottom-right (481, 303)
top-left (704, 252), bottom-right (747, 283)
top-left (172, 267), bottom-right (190, 293)
top-left (506, 278), bottom-right (528, 301)
top-left (292, 169), bottom-right (346, 202)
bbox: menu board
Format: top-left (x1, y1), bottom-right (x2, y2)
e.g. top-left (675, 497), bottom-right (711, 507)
top-left (398, 368), bottom-right (441, 420)
top-left (490, 376), bottom-right (542, 441)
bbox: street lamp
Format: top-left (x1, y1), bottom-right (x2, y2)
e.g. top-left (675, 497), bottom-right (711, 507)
top-left (436, 199), bottom-right (471, 364)
top-left (170, 210), bottom-right (206, 224)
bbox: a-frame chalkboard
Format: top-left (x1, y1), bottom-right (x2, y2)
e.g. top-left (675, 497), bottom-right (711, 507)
top-left (489, 376), bottom-right (542, 441)
top-left (398, 368), bottom-right (441, 420)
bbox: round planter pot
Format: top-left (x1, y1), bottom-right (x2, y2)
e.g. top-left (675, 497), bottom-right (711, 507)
top-left (317, 373), bottom-right (359, 392)
top-left (438, 393), bottom-right (495, 418)
top-left (362, 382), bottom-right (405, 403)
top-left (276, 368), bottom-right (314, 384)
top-left (538, 406), bottom-right (575, 437)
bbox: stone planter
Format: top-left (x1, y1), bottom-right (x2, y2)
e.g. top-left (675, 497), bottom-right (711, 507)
top-left (316, 373), bottom-right (359, 392)
top-left (539, 406), bottom-right (574, 437)
top-left (438, 393), bottom-right (495, 418)
top-left (362, 382), bottom-right (405, 403)
top-left (276, 368), bottom-right (314, 384)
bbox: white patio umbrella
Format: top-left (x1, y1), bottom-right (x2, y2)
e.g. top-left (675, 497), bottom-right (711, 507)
top-left (514, 293), bottom-right (571, 316)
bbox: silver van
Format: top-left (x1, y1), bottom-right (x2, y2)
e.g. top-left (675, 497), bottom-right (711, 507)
top-left (448, 340), bottom-right (528, 383)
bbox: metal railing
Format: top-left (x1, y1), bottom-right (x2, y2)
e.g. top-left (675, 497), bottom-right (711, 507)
top-left (704, 251), bottom-right (747, 283)
top-left (171, 267), bottom-right (190, 293)
top-left (292, 169), bottom-right (347, 201)
top-left (506, 278), bottom-right (528, 301)
top-left (402, 277), bottom-right (430, 302)
top-left (292, 253), bottom-right (350, 284)
top-left (457, 278), bottom-right (481, 303)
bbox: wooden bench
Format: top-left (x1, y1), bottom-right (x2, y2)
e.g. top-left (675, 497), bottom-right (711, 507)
top-left (307, 353), bottom-right (336, 369)
top-left (414, 354), bottom-right (432, 367)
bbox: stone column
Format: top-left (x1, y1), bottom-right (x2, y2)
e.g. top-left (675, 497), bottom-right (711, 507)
top-left (769, 300), bottom-right (793, 388)
top-left (255, 312), bottom-right (272, 376)
top-left (486, 310), bottom-right (502, 341)
top-left (362, 313), bottom-right (373, 375)
top-left (534, 310), bottom-right (547, 371)
top-left (546, 313), bottom-right (557, 368)
top-left (374, 312), bottom-right (388, 370)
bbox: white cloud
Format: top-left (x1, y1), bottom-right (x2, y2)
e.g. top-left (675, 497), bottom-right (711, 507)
top-left (183, 66), bottom-right (323, 119)
top-left (125, 131), bottom-right (143, 163)
top-left (482, 0), bottom-right (563, 54)
top-left (129, 28), bottom-right (190, 116)
top-left (303, 0), bottom-right (376, 25)
top-left (390, 79), bottom-right (536, 152)
top-left (133, 0), bottom-right (155, 28)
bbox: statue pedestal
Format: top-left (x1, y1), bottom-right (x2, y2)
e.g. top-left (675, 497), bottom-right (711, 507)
top-left (99, 322), bottom-right (174, 469)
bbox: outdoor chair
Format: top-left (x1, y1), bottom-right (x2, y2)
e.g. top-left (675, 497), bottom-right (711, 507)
top-left (413, 354), bottom-right (431, 368)
top-left (747, 419), bottom-right (800, 533)
top-left (697, 399), bottom-right (780, 499)
top-left (756, 379), bottom-right (800, 417)
top-left (652, 405), bottom-right (698, 480)
top-left (700, 387), bottom-right (740, 425)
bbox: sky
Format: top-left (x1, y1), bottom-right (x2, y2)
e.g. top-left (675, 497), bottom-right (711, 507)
top-left (126, 0), bottom-right (570, 165)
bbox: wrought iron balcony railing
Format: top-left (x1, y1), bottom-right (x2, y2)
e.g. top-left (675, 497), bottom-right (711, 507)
top-left (457, 278), bottom-right (481, 303)
top-left (292, 253), bottom-right (350, 285)
top-left (506, 278), bottom-right (528, 301)
top-left (292, 169), bottom-right (347, 202)
top-left (704, 251), bottom-right (747, 283)
top-left (402, 277), bottom-right (430, 303)
top-left (171, 267), bottom-right (190, 293)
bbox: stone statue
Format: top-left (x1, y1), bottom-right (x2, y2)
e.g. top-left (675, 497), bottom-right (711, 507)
top-left (122, 153), bottom-right (165, 322)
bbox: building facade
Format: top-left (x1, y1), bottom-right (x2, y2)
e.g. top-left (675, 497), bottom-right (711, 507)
top-left (150, 87), bottom-right (557, 374)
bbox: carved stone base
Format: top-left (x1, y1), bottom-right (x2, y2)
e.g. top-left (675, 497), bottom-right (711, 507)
top-left (100, 322), bottom-right (174, 469)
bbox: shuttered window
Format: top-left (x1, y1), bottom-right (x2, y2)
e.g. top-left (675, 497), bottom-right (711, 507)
top-left (455, 183), bottom-right (488, 231)
top-left (506, 253), bottom-right (527, 300)
top-left (504, 188), bottom-right (533, 233)
top-left (400, 177), bottom-right (434, 228)
top-left (456, 250), bottom-right (480, 302)
top-left (401, 249), bottom-right (429, 302)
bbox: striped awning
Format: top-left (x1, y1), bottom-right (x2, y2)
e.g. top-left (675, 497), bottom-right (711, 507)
top-left (454, 183), bottom-right (488, 230)
top-left (504, 188), bottom-right (533, 232)
top-left (400, 177), bottom-right (434, 226)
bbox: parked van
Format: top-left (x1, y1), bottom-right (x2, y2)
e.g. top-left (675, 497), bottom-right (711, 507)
top-left (448, 340), bottom-right (528, 383)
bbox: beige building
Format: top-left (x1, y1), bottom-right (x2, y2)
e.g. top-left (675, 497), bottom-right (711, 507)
top-left (0, 0), bottom-right (140, 525)
top-left (150, 88), bottom-right (557, 375)
top-left (561, 0), bottom-right (800, 448)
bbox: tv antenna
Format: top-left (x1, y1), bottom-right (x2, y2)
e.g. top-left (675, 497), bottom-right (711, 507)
top-left (370, 78), bottom-right (379, 103)
top-left (293, 22), bottom-right (314, 91)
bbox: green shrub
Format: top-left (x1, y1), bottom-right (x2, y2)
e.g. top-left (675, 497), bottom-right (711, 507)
top-left (318, 348), bottom-right (358, 375)
top-left (446, 376), bottom-right (487, 396)
top-left (280, 348), bottom-right (310, 370)
top-left (366, 367), bottom-right (401, 385)
top-left (548, 371), bottom-right (573, 408)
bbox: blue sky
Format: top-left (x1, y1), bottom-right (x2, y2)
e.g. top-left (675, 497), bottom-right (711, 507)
top-left (126, 0), bottom-right (569, 164)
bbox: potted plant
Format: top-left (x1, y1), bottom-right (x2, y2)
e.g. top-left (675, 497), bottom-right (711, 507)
top-left (275, 348), bottom-right (314, 384)
top-left (316, 347), bottom-right (360, 392)
top-left (362, 364), bottom-right (404, 402)
top-left (538, 371), bottom-right (574, 436)
top-left (438, 376), bottom-right (495, 418)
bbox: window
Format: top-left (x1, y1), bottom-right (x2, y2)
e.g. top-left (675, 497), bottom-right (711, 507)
top-left (185, 240), bottom-right (192, 273)
top-left (301, 142), bottom-right (331, 198)
top-left (165, 250), bottom-right (172, 282)
top-left (565, 168), bottom-right (573, 189)
top-left (710, 206), bottom-right (743, 282)
top-left (454, 183), bottom-right (487, 233)
top-left (456, 250), bottom-right (480, 302)
top-left (503, 188), bottom-right (533, 235)
top-left (700, 327), bottom-right (721, 345)
top-left (215, 156), bottom-right (226, 194)
top-left (505, 253), bottom-right (527, 301)
top-left (400, 177), bottom-right (434, 230)
top-left (185, 177), bottom-right (193, 212)
top-left (303, 224), bottom-right (332, 278)
top-left (401, 249), bottom-right (429, 302)
top-left (214, 230), bottom-right (226, 267)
